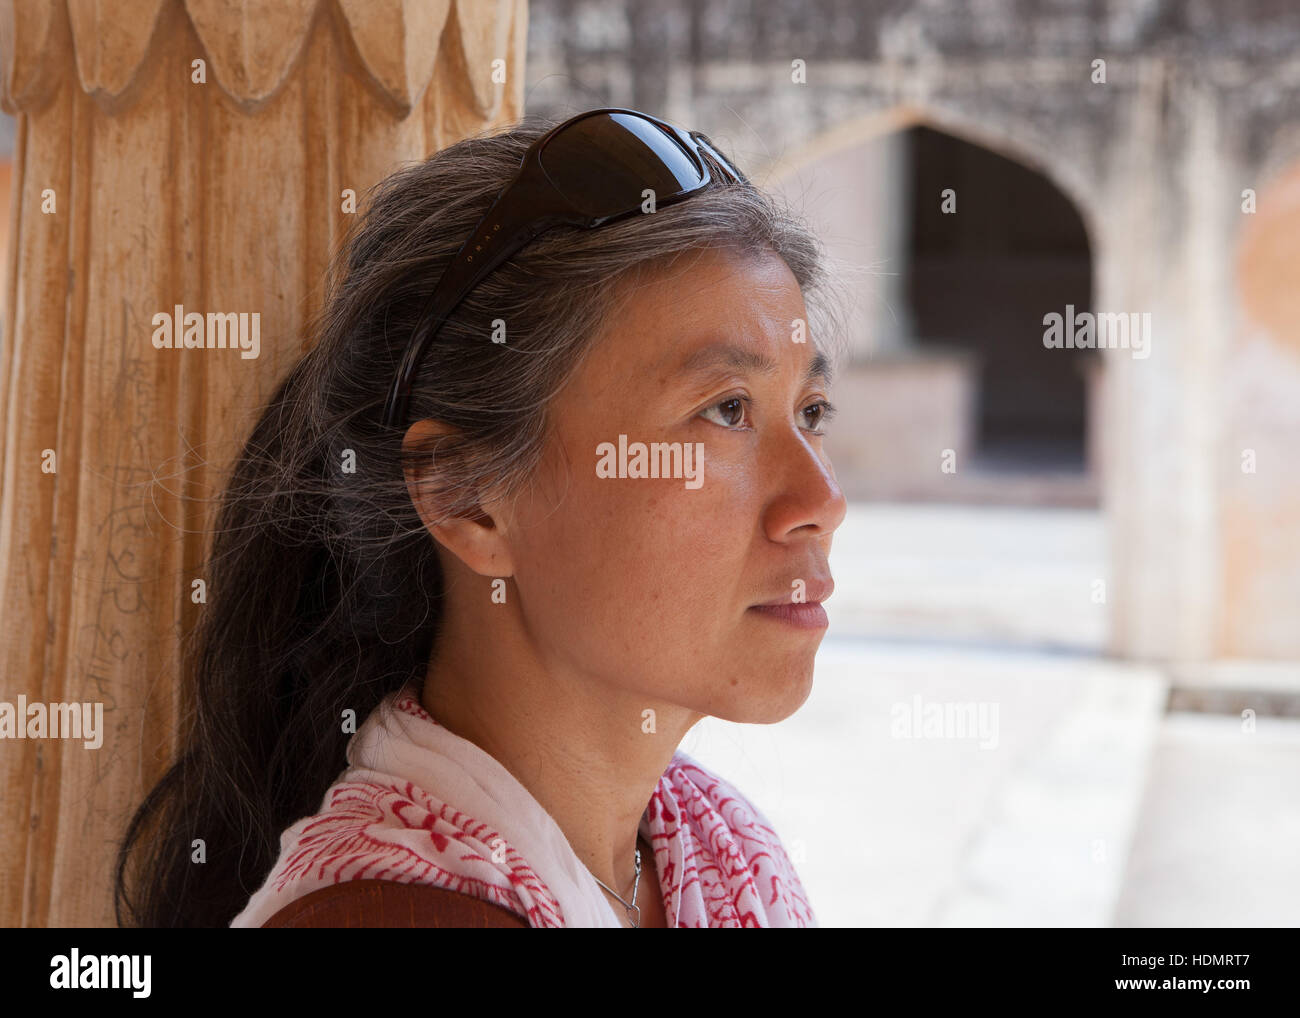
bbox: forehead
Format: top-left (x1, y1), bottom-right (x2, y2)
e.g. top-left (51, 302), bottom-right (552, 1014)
top-left (599, 246), bottom-right (811, 372)
top-left (645, 244), bottom-right (801, 316)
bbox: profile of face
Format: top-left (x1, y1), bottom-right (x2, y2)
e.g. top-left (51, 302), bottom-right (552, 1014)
top-left (411, 244), bottom-right (847, 728)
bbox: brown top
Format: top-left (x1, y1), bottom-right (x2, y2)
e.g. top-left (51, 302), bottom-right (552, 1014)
top-left (260, 879), bottom-right (530, 929)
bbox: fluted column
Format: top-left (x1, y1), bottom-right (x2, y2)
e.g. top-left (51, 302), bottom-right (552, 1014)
top-left (0, 0), bottom-right (527, 927)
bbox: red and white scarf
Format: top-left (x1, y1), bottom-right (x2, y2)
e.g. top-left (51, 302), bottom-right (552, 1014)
top-left (230, 683), bottom-right (816, 928)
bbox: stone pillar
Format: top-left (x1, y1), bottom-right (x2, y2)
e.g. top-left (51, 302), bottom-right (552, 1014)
top-left (1100, 66), bottom-right (1234, 663)
top-left (861, 129), bottom-right (915, 358)
top-left (769, 119), bottom-right (914, 361)
top-left (0, 0), bottom-right (527, 927)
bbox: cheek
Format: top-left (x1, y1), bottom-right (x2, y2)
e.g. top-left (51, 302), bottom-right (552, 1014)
top-left (512, 467), bottom-right (750, 654)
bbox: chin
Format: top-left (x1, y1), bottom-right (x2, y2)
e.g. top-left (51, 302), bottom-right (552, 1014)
top-left (708, 654), bottom-right (817, 725)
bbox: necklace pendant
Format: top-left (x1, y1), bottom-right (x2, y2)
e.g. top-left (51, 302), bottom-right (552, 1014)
top-left (627, 903), bottom-right (640, 928)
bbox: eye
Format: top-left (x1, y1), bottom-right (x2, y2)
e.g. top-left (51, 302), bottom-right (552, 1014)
top-left (698, 395), bottom-right (750, 429)
top-left (803, 399), bottom-right (838, 434)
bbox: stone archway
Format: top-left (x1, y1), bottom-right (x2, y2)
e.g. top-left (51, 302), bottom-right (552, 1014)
top-left (765, 107), bottom-right (1101, 506)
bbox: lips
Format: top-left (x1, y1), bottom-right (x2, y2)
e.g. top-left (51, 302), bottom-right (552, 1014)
top-left (750, 577), bottom-right (834, 607)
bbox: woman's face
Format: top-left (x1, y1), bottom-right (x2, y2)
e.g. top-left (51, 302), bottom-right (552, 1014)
top-left (498, 244), bottom-right (847, 725)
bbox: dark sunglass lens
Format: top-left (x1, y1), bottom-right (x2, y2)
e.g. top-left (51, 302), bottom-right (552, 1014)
top-left (538, 112), bottom-right (705, 218)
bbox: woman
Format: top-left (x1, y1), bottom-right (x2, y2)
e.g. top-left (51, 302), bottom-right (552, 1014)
top-left (113, 108), bottom-right (849, 928)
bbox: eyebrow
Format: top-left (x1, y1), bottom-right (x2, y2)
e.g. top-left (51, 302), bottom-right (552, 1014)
top-left (670, 341), bottom-right (834, 389)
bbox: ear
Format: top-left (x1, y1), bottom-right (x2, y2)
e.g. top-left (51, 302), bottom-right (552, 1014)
top-left (401, 418), bottom-right (515, 577)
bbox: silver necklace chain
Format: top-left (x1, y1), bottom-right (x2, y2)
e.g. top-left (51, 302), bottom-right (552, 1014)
top-left (592, 847), bottom-right (642, 928)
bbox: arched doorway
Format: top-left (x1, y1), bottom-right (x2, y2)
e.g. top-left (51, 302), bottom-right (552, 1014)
top-left (768, 114), bottom-right (1100, 506)
top-left (906, 125), bottom-right (1094, 475)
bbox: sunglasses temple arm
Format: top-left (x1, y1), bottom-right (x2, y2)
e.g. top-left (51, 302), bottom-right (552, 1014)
top-left (692, 134), bottom-right (747, 186)
top-left (382, 181), bottom-right (562, 429)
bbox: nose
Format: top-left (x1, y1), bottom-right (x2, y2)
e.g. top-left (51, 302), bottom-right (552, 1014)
top-left (760, 426), bottom-right (848, 543)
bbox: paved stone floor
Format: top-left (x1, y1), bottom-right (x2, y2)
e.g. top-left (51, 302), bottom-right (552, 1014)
top-left (679, 504), bottom-right (1300, 927)
top-left (1113, 711), bottom-right (1300, 928)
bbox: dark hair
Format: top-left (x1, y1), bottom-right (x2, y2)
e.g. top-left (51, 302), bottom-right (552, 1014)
top-left (112, 111), bottom-right (850, 927)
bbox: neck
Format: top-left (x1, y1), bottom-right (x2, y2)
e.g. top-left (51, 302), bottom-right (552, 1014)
top-left (419, 570), bottom-right (700, 912)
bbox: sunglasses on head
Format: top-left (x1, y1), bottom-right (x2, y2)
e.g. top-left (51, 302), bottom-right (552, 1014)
top-left (381, 107), bottom-right (749, 431)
